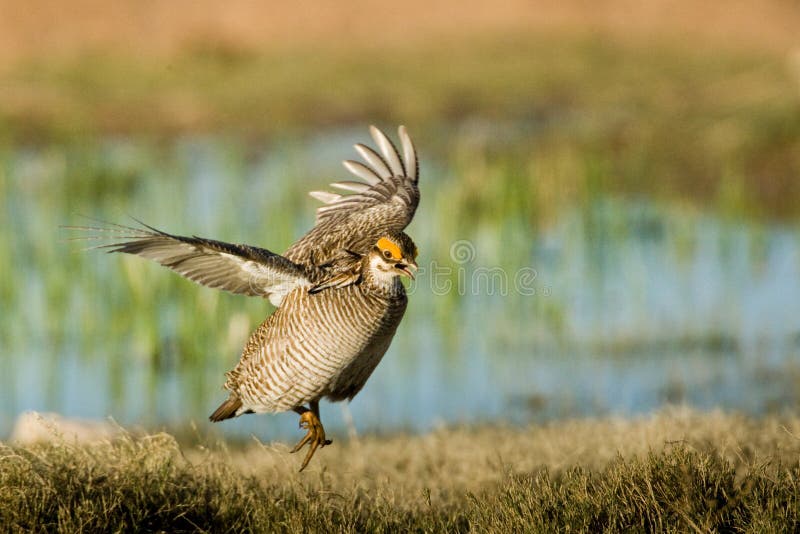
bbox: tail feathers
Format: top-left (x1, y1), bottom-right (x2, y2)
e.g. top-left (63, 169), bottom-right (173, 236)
top-left (209, 396), bottom-right (242, 422)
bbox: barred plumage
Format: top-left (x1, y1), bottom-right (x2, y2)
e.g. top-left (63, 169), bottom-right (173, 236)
top-left (76, 126), bottom-right (421, 471)
top-left (230, 280), bottom-right (407, 413)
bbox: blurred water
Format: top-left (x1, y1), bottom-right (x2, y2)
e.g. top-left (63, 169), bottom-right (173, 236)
top-left (1, 134), bottom-right (798, 441)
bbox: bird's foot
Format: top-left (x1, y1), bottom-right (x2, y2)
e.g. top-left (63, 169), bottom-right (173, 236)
top-left (290, 410), bottom-right (332, 471)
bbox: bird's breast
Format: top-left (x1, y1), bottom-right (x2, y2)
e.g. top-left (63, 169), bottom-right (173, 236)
top-left (232, 283), bottom-right (407, 411)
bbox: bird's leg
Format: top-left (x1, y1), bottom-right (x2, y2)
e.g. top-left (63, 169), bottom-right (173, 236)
top-left (290, 400), bottom-right (332, 471)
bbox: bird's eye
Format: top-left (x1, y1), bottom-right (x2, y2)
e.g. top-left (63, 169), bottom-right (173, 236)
top-left (382, 249), bottom-right (393, 259)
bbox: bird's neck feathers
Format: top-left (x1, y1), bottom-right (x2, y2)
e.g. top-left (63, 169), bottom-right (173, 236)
top-left (362, 253), bottom-right (405, 296)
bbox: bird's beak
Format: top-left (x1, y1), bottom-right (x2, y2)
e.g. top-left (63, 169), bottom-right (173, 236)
top-left (397, 261), bottom-right (418, 280)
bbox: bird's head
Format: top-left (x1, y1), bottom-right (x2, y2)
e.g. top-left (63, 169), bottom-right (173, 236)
top-left (367, 233), bottom-right (418, 282)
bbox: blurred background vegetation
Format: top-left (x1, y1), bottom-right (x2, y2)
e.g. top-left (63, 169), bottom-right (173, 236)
top-left (1, 0), bottom-right (799, 441)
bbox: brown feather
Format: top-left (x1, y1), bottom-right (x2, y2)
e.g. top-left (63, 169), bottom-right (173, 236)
top-left (209, 396), bottom-right (242, 422)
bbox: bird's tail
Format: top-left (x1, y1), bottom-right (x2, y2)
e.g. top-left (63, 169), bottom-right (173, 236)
top-left (209, 396), bottom-right (242, 422)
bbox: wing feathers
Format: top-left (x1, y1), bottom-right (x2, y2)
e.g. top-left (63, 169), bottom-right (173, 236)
top-left (370, 125), bottom-right (406, 177)
top-left (330, 181), bottom-right (372, 193)
top-left (281, 125), bottom-right (421, 265)
top-left (342, 160), bottom-right (382, 185)
top-left (309, 191), bottom-right (342, 204)
top-left (307, 126), bottom-right (420, 231)
top-left (398, 125), bottom-right (418, 183)
top-left (93, 224), bottom-right (310, 306)
top-left (354, 144), bottom-right (393, 178)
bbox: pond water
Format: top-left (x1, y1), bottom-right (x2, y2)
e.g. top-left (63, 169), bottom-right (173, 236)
top-left (1, 132), bottom-right (798, 441)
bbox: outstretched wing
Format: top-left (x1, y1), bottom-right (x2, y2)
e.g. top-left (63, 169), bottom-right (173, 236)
top-left (284, 125), bottom-right (419, 265)
top-left (80, 222), bottom-right (310, 307)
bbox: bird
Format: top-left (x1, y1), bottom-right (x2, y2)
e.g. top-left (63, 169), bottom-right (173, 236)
top-left (80, 126), bottom-right (420, 470)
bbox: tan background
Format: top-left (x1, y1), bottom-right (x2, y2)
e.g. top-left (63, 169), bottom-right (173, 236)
top-left (1, 0), bottom-right (798, 67)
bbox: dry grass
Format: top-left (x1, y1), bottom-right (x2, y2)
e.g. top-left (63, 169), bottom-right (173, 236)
top-left (2, 408), bottom-right (799, 532)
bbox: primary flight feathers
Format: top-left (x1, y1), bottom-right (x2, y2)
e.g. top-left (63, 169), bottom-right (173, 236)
top-left (98, 223), bottom-right (310, 307)
top-left (287, 125), bottom-right (419, 262)
top-left (308, 125), bottom-right (418, 226)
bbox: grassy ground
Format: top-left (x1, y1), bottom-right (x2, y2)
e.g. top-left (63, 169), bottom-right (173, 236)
top-left (2, 408), bottom-right (799, 532)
